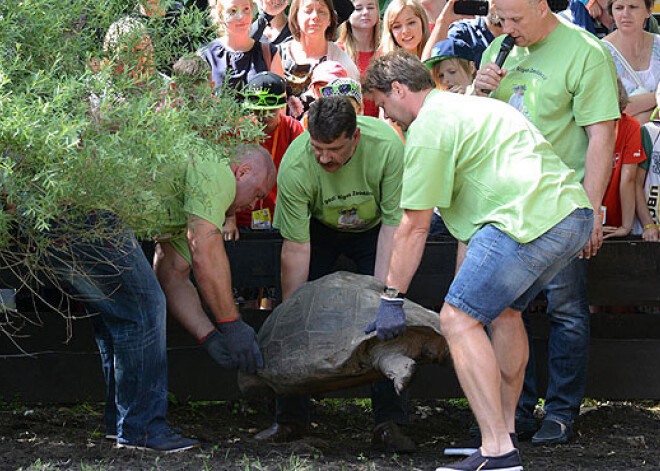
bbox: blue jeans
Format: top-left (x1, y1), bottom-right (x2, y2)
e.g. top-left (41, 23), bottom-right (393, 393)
top-left (517, 256), bottom-right (590, 426)
top-left (446, 208), bottom-right (593, 326)
top-left (276, 219), bottom-right (408, 426)
top-left (45, 213), bottom-right (169, 443)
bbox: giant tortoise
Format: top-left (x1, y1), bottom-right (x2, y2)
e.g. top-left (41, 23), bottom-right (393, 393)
top-left (239, 271), bottom-right (448, 396)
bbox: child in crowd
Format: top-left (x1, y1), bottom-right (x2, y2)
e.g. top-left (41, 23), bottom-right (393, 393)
top-left (299, 61), bottom-right (349, 127)
top-left (602, 78), bottom-right (647, 239)
top-left (634, 88), bottom-right (660, 241)
top-left (379, 0), bottom-right (429, 58)
top-left (338, 0), bottom-right (381, 117)
top-left (319, 77), bottom-right (364, 114)
top-left (424, 38), bottom-right (476, 94)
top-left (223, 72), bottom-right (304, 240)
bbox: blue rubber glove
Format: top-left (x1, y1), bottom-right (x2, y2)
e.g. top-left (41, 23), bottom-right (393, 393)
top-left (364, 297), bottom-right (406, 341)
top-left (217, 318), bottom-right (264, 373)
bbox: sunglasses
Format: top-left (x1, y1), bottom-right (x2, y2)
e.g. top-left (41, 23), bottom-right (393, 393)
top-left (320, 82), bottom-right (360, 97)
top-left (244, 92), bottom-right (285, 107)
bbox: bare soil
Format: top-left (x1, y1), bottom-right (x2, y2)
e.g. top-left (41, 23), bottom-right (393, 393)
top-left (1, 398), bottom-right (660, 470)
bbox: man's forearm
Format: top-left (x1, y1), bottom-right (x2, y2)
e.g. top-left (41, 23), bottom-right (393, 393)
top-left (281, 239), bottom-right (311, 301)
top-left (192, 240), bottom-right (239, 323)
top-left (386, 210), bottom-right (432, 293)
top-left (374, 224), bottom-right (398, 282)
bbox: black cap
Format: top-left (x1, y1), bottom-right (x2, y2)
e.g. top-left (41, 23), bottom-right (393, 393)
top-left (243, 72), bottom-right (287, 110)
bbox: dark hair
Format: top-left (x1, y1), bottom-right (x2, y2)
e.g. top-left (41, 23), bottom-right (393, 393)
top-left (308, 96), bottom-right (357, 143)
top-left (364, 50), bottom-right (434, 94)
top-left (289, 0), bottom-right (338, 42)
top-left (608, 0), bottom-right (654, 16)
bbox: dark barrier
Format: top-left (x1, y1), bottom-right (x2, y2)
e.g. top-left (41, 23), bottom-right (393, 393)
top-left (1, 234), bottom-right (660, 403)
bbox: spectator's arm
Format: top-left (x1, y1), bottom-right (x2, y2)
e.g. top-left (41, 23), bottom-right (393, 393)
top-left (635, 166), bottom-right (660, 241)
top-left (604, 163), bottom-right (637, 238)
top-left (581, 120), bottom-right (616, 258)
top-left (187, 215), bottom-right (239, 322)
top-left (421, 0), bottom-right (472, 61)
top-left (625, 92), bottom-right (656, 123)
top-left (281, 238), bottom-right (311, 301)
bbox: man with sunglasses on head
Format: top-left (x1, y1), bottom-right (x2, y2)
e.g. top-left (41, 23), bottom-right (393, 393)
top-left (254, 96), bottom-right (414, 452)
top-left (223, 72), bottom-right (304, 240)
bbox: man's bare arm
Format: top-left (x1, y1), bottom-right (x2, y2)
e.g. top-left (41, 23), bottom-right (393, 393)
top-left (385, 209), bottom-right (433, 292)
top-left (281, 239), bottom-right (311, 301)
top-left (374, 224), bottom-right (398, 282)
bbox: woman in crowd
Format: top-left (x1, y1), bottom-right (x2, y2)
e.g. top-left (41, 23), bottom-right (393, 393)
top-left (201, 0), bottom-right (283, 93)
top-left (279, 0), bottom-right (360, 118)
top-left (602, 0), bottom-right (660, 124)
top-left (378, 0), bottom-right (429, 59)
top-left (338, 0), bottom-right (381, 116)
top-left (423, 38), bottom-right (475, 93)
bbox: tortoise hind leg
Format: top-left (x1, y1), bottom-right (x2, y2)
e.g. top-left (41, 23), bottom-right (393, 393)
top-left (370, 348), bottom-right (417, 395)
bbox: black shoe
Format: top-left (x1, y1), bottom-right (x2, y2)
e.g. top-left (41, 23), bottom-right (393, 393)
top-left (436, 449), bottom-right (523, 471)
top-left (444, 433), bottom-right (519, 456)
top-left (117, 429), bottom-right (199, 453)
top-left (253, 422), bottom-right (307, 442)
top-left (531, 419), bottom-right (572, 445)
top-left (372, 421), bottom-right (416, 453)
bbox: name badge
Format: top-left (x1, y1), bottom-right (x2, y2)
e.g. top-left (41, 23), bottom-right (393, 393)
top-left (251, 208), bottom-right (272, 230)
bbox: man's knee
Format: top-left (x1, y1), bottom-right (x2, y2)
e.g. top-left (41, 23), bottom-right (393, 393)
top-left (439, 303), bottom-right (481, 338)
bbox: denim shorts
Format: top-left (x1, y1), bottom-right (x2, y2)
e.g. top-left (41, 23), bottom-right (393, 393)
top-left (445, 208), bottom-right (593, 325)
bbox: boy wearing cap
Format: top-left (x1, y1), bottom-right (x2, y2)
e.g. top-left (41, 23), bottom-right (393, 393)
top-left (223, 72), bottom-right (304, 240)
top-left (424, 38), bottom-right (476, 94)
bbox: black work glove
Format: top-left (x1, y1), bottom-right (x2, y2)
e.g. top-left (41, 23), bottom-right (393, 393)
top-left (364, 298), bottom-right (406, 341)
top-left (217, 318), bottom-right (264, 373)
top-left (200, 329), bottom-right (233, 368)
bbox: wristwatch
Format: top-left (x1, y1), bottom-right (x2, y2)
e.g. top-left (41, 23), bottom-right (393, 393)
top-left (383, 286), bottom-right (406, 299)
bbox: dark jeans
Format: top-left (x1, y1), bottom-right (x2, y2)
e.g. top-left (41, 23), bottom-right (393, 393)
top-left (276, 219), bottom-right (409, 426)
top-left (45, 214), bottom-right (169, 443)
top-left (517, 257), bottom-right (590, 426)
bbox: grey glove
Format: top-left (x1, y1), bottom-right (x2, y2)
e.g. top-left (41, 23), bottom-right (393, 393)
top-left (217, 318), bottom-right (264, 373)
top-left (364, 297), bottom-right (406, 341)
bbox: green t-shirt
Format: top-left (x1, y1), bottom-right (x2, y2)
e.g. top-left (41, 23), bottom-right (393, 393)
top-left (159, 158), bottom-right (236, 265)
top-left (402, 90), bottom-right (592, 243)
top-left (274, 116), bottom-right (404, 243)
top-left (481, 19), bottom-right (620, 182)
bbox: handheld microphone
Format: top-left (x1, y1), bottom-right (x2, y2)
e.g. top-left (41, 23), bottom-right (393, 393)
top-left (481, 35), bottom-right (515, 95)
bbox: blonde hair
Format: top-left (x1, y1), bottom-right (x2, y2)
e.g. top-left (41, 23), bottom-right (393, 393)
top-left (338, 0), bottom-right (381, 65)
top-left (379, 0), bottom-right (429, 58)
top-left (431, 57), bottom-right (475, 88)
top-left (208, 0), bottom-right (256, 36)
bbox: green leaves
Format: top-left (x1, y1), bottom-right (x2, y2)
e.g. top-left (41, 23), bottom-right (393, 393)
top-left (0, 0), bottom-right (265, 279)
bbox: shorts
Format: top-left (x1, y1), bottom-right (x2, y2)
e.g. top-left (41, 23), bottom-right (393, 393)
top-left (445, 208), bottom-right (593, 325)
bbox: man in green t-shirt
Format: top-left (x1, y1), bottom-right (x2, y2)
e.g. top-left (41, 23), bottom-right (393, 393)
top-left (365, 51), bottom-right (593, 471)
top-left (153, 145), bottom-right (276, 374)
top-left (474, 0), bottom-right (619, 446)
top-left (255, 97), bottom-right (414, 452)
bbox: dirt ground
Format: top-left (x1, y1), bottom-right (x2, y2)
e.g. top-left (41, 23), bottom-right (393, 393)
top-left (2, 397), bottom-right (660, 471)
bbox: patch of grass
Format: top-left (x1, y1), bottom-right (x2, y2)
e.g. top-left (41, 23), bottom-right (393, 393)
top-left (315, 398), bottom-right (373, 414)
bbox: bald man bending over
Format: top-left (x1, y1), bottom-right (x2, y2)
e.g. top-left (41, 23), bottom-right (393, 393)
top-left (154, 145), bottom-right (276, 373)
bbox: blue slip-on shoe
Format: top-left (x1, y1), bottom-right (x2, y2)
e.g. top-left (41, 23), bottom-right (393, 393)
top-left (436, 448), bottom-right (523, 471)
top-left (444, 433), bottom-right (519, 457)
top-left (531, 419), bottom-right (572, 445)
top-left (117, 429), bottom-right (199, 453)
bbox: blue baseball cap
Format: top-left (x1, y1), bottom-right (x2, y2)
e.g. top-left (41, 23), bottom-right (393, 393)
top-left (424, 39), bottom-right (476, 69)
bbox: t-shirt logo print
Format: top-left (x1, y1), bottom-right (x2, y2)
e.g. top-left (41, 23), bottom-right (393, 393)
top-left (337, 207), bottom-right (368, 229)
